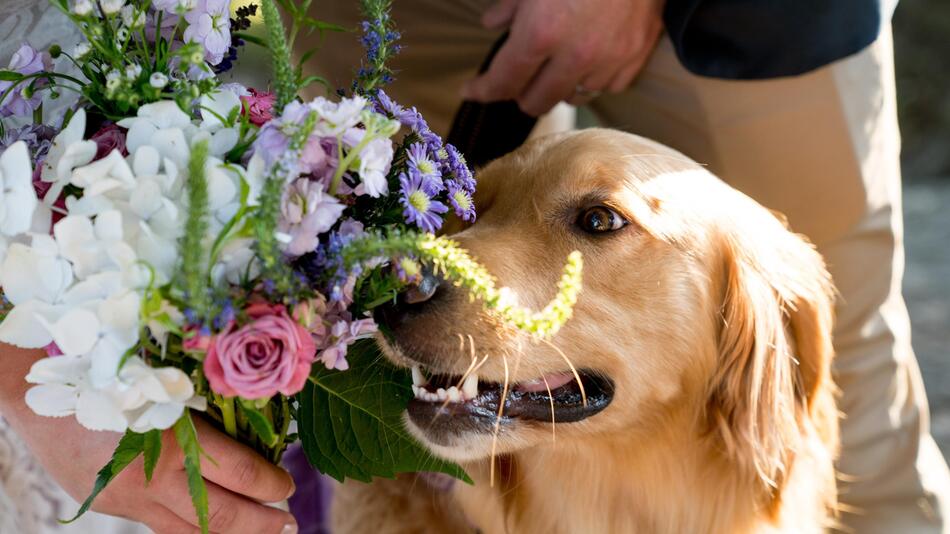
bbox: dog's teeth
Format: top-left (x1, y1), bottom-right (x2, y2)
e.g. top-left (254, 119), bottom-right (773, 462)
top-left (436, 388), bottom-right (447, 401)
top-left (426, 392), bottom-right (439, 402)
top-left (411, 365), bottom-right (427, 387)
top-left (412, 385), bottom-right (420, 397)
top-left (446, 386), bottom-right (461, 403)
top-left (462, 374), bottom-right (478, 400)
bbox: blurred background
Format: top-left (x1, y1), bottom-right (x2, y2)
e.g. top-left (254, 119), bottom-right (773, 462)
top-left (893, 0), bottom-right (950, 457)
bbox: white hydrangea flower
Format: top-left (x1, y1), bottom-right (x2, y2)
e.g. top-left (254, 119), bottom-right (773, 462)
top-left (40, 109), bottom-right (97, 205)
top-left (0, 142), bottom-right (38, 244)
top-left (24, 354), bottom-right (205, 433)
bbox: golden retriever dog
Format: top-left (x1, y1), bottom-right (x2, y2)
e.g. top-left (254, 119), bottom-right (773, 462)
top-left (331, 129), bottom-right (839, 534)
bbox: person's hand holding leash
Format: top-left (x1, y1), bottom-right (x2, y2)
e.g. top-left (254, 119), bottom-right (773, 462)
top-left (461, 0), bottom-right (666, 116)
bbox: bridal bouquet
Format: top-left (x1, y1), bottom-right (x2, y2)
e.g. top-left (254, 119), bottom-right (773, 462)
top-left (0, 0), bottom-right (581, 530)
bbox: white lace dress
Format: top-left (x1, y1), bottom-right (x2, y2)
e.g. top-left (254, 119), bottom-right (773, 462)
top-left (0, 4), bottom-right (147, 532)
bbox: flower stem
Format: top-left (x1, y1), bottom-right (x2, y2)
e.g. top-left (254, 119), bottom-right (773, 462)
top-left (220, 396), bottom-right (238, 438)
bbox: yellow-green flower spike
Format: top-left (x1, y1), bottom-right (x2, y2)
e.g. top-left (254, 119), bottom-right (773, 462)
top-left (344, 232), bottom-right (583, 338)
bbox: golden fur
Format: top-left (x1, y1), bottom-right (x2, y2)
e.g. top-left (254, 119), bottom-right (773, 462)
top-left (331, 129), bottom-right (839, 534)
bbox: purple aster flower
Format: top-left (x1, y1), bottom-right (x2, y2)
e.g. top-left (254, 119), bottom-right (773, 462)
top-left (443, 144), bottom-right (476, 192)
top-left (0, 43), bottom-right (52, 118)
top-left (406, 142), bottom-right (442, 191)
top-left (183, 0), bottom-right (231, 66)
top-left (399, 171), bottom-right (448, 233)
top-left (446, 180), bottom-right (476, 222)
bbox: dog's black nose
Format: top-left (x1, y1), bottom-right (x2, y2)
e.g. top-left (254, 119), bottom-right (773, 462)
top-left (375, 267), bottom-right (443, 329)
top-left (403, 268), bottom-right (440, 304)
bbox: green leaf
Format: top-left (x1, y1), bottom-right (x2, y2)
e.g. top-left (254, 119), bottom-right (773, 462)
top-left (238, 402), bottom-right (279, 447)
top-left (143, 429), bottom-right (163, 484)
top-left (233, 32), bottom-right (269, 48)
top-left (174, 412), bottom-right (209, 534)
top-left (298, 340), bottom-right (471, 484)
top-left (61, 431), bottom-right (145, 523)
top-left (0, 70), bottom-right (22, 81)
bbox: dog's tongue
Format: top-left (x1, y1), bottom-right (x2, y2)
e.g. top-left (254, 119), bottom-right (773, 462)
top-left (514, 372), bottom-right (576, 393)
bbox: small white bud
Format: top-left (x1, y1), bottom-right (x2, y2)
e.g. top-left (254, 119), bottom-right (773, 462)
top-left (115, 27), bottom-right (130, 42)
top-left (72, 43), bottom-right (91, 58)
top-left (121, 5), bottom-right (144, 29)
top-left (100, 0), bottom-right (124, 15)
top-left (149, 72), bottom-right (169, 89)
top-left (124, 64), bottom-right (142, 79)
top-left (72, 0), bottom-right (93, 16)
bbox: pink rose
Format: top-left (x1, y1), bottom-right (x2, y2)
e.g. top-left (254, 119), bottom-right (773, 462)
top-left (204, 303), bottom-right (317, 399)
top-left (241, 89), bottom-right (276, 126)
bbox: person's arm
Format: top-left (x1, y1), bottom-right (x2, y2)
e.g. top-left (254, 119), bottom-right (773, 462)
top-left (0, 344), bottom-right (299, 534)
top-left (663, 0), bottom-right (882, 79)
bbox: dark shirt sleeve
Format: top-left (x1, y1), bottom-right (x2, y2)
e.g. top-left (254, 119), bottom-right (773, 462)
top-left (663, 0), bottom-right (882, 79)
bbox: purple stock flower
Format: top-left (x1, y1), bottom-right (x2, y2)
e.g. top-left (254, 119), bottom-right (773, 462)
top-left (317, 315), bottom-right (377, 371)
top-left (183, 0), bottom-right (231, 65)
top-left (406, 142), bottom-right (442, 191)
top-left (279, 178), bottom-right (346, 257)
top-left (446, 180), bottom-right (476, 222)
top-left (0, 43), bottom-right (52, 118)
top-left (399, 171), bottom-right (447, 233)
top-left (0, 124), bottom-right (56, 162)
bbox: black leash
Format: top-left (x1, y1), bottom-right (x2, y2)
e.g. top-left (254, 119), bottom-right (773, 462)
top-left (445, 33), bottom-right (538, 169)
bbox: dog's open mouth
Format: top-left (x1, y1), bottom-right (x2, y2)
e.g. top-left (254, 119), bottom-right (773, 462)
top-left (406, 364), bottom-right (615, 431)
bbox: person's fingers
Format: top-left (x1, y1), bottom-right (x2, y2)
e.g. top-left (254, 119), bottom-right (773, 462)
top-left (606, 53), bottom-right (650, 94)
top-left (143, 505), bottom-right (201, 534)
top-left (517, 51), bottom-right (595, 116)
top-left (481, 0), bottom-right (519, 30)
top-left (163, 476), bottom-right (297, 534)
top-left (460, 20), bottom-right (553, 102)
top-left (193, 417), bottom-right (295, 503)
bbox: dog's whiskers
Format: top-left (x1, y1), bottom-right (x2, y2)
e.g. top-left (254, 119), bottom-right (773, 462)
top-left (490, 351), bottom-right (511, 487)
top-left (541, 337), bottom-right (587, 407)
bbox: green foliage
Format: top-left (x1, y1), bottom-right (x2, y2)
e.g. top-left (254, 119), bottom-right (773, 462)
top-left (142, 429), bottom-right (163, 484)
top-left (298, 339), bottom-right (471, 483)
top-left (62, 431), bottom-right (145, 524)
top-left (174, 412), bottom-right (210, 534)
top-left (261, 0), bottom-right (297, 110)
top-left (178, 139), bottom-right (211, 321)
top-left (238, 402), bottom-right (279, 448)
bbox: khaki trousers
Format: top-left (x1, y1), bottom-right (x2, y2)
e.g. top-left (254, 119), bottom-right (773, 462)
top-left (305, 2), bottom-right (950, 531)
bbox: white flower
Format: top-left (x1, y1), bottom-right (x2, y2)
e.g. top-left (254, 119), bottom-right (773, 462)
top-left (121, 5), bottom-right (144, 28)
top-left (124, 64), bottom-right (142, 80)
top-left (200, 89), bottom-right (242, 131)
top-left (0, 141), bottom-right (38, 239)
top-left (24, 354), bottom-right (204, 433)
top-left (311, 95), bottom-right (367, 136)
top-left (72, 0), bottom-right (94, 16)
top-left (118, 101), bottom-right (194, 167)
top-left (356, 136), bottom-right (394, 198)
top-left (0, 235), bottom-right (73, 307)
top-left (52, 212), bottom-right (127, 280)
top-left (149, 72), bottom-right (169, 89)
top-left (72, 43), bottom-right (91, 59)
top-left (40, 109), bottom-right (97, 204)
top-left (210, 237), bottom-right (260, 286)
top-left (101, 0), bottom-right (125, 14)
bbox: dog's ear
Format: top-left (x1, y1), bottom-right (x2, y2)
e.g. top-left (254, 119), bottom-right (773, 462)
top-left (705, 215), bottom-right (836, 496)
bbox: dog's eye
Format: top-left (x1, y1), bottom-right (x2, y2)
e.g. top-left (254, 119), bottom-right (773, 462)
top-left (578, 206), bottom-right (627, 234)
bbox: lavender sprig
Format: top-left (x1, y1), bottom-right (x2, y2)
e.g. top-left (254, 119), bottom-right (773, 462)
top-left (261, 0), bottom-right (296, 109)
top-left (355, 0), bottom-right (401, 95)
